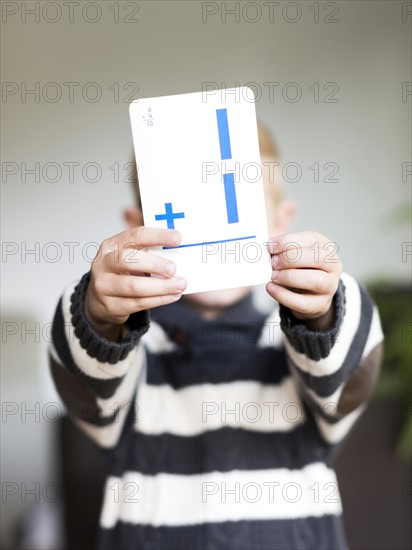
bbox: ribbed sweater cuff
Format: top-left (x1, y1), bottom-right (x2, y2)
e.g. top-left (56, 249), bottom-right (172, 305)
top-left (279, 279), bottom-right (346, 361)
top-left (69, 272), bottom-right (150, 364)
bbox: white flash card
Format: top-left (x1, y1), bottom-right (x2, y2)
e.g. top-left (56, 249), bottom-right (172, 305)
top-left (129, 87), bottom-right (270, 294)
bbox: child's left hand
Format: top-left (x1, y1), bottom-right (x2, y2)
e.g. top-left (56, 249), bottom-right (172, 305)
top-left (266, 231), bottom-right (342, 325)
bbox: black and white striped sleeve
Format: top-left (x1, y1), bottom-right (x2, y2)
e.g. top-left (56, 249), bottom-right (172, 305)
top-left (279, 272), bottom-right (384, 444)
top-left (48, 272), bottom-right (150, 448)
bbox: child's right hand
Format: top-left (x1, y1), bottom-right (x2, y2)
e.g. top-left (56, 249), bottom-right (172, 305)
top-left (85, 226), bottom-right (186, 336)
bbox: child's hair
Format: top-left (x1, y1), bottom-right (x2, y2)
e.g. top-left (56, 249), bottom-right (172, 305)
top-left (257, 121), bottom-right (280, 160)
top-left (130, 121), bottom-right (280, 208)
top-left (257, 121), bottom-right (283, 206)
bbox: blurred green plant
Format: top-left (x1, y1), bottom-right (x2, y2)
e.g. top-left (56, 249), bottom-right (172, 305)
top-left (367, 282), bottom-right (412, 460)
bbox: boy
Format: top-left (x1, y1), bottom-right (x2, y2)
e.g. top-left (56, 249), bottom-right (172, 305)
top-left (50, 124), bottom-right (383, 549)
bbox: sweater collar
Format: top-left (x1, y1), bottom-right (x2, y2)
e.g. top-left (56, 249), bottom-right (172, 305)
top-left (150, 292), bottom-right (267, 346)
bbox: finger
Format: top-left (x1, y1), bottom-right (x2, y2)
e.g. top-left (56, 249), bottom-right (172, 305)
top-left (271, 246), bottom-right (341, 273)
top-left (107, 226), bottom-right (182, 250)
top-left (266, 231), bottom-right (329, 254)
top-left (97, 273), bottom-right (187, 299)
top-left (271, 268), bottom-right (335, 295)
top-left (266, 282), bottom-right (330, 318)
top-left (104, 293), bottom-right (184, 317)
top-left (105, 248), bottom-right (177, 278)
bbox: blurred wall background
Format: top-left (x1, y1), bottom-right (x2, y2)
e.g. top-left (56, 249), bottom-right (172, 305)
top-left (1, 1), bottom-right (411, 548)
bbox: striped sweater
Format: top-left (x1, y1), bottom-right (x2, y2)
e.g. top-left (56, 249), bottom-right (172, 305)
top-left (49, 271), bottom-right (383, 550)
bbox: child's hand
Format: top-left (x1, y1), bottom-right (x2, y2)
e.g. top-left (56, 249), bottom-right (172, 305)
top-left (266, 231), bottom-right (342, 327)
top-left (85, 226), bottom-right (186, 334)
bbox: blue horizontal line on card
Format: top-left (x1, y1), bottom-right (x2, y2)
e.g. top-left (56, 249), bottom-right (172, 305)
top-left (163, 235), bottom-right (256, 250)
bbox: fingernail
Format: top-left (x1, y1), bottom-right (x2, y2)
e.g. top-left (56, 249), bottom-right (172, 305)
top-left (266, 240), bottom-right (280, 254)
top-left (165, 263), bottom-right (175, 276)
top-left (175, 277), bottom-right (187, 290)
top-left (272, 270), bottom-right (279, 280)
top-left (272, 255), bottom-right (280, 268)
top-left (171, 231), bottom-right (181, 245)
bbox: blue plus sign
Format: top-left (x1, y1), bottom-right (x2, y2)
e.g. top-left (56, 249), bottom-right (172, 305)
top-left (155, 202), bottom-right (185, 229)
